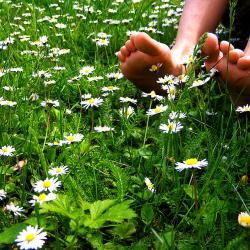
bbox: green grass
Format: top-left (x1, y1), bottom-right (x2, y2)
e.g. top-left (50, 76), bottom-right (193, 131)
top-left (0, 0), bottom-right (249, 249)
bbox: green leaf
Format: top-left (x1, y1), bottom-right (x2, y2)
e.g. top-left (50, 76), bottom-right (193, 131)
top-left (141, 203), bottom-right (154, 225)
top-left (111, 222), bottom-right (136, 239)
top-left (0, 223), bottom-right (27, 244)
top-left (84, 200), bottom-right (136, 229)
top-left (40, 194), bottom-right (82, 220)
top-left (183, 184), bottom-right (197, 200)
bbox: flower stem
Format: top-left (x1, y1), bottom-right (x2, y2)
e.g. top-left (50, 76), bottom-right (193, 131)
top-left (192, 169), bottom-right (198, 210)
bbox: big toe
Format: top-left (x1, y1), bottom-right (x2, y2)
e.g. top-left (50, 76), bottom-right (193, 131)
top-left (202, 33), bottom-right (220, 62)
top-left (237, 55), bottom-right (250, 70)
top-left (132, 32), bottom-right (170, 56)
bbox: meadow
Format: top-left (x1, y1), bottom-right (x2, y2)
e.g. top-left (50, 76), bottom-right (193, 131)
top-left (0, 0), bottom-right (249, 249)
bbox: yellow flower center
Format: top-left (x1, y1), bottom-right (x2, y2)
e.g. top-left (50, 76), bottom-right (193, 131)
top-left (38, 193), bottom-right (47, 201)
top-left (107, 86), bottom-right (113, 90)
top-left (243, 107), bottom-right (250, 111)
top-left (167, 124), bottom-right (176, 131)
top-left (88, 98), bottom-right (95, 104)
top-left (43, 180), bottom-right (51, 188)
top-left (239, 216), bottom-right (250, 225)
top-left (55, 168), bottom-right (62, 173)
top-left (67, 135), bottom-right (75, 142)
top-left (26, 233), bottom-right (35, 242)
top-left (154, 107), bottom-right (162, 113)
top-left (150, 91), bottom-right (156, 97)
top-left (185, 158), bottom-right (198, 165)
top-left (150, 65), bottom-right (158, 71)
top-left (2, 148), bottom-right (8, 152)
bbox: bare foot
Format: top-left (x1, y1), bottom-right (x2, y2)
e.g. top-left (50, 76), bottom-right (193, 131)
top-left (203, 33), bottom-right (250, 105)
top-left (118, 32), bottom-right (184, 95)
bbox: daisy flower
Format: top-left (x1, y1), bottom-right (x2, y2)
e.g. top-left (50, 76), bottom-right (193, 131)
top-left (149, 63), bottom-right (162, 72)
top-left (142, 90), bottom-right (164, 101)
top-left (0, 145), bottom-right (15, 156)
top-left (169, 111), bottom-right (186, 120)
top-left (144, 177), bottom-right (155, 193)
top-left (119, 97), bottom-right (137, 104)
top-left (238, 212), bottom-right (250, 228)
top-left (101, 85), bottom-right (119, 92)
top-left (146, 104), bottom-right (168, 116)
top-left (159, 120), bottom-right (183, 134)
top-left (79, 66), bottom-right (95, 76)
top-left (63, 133), bottom-right (84, 144)
top-left (119, 106), bottom-right (135, 118)
top-left (94, 126), bottom-right (114, 133)
top-left (175, 158), bottom-right (208, 172)
top-left (189, 78), bottom-right (210, 89)
top-left (55, 23), bottom-right (66, 28)
top-left (15, 225), bottom-right (47, 250)
top-left (40, 99), bottom-right (59, 107)
top-left (236, 104), bottom-right (250, 113)
top-left (80, 97), bottom-right (103, 109)
top-left (106, 72), bottom-right (123, 80)
top-left (6, 202), bottom-right (24, 216)
top-left (34, 177), bottom-right (61, 193)
top-left (0, 189), bottom-right (7, 201)
top-left (48, 166), bottom-right (69, 176)
top-left (29, 193), bottom-right (56, 206)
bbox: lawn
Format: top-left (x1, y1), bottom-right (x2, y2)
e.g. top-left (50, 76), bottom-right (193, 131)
top-left (0, 0), bottom-right (249, 249)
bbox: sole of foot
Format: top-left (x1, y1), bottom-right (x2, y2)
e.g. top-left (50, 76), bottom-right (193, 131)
top-left (118, 32), bottom-right (184, 95)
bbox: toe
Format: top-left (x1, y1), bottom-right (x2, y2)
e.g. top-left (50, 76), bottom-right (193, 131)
top-left (125, 40), bottom-right (136, 52)
top-left (202, 33), bottom-right (220, 62)
top-left (220, 41), bottom-right (234, 55)
top-left (133, 32), bottom-right (170, 56)
top-left (237, 55), bottom-right (250, 70)
top-left (120, 46), bottom-right (130, 57)
top-left (117, 51), bottom-right (126, 62)
top-left (228, 49), bottom-right (244, 64)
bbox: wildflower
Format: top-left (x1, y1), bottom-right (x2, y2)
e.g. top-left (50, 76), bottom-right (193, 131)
top-left (106, 72), bottom-right (123, 80)
top-left (157, 75), bottom-right (177, 85)
top-left (175, 158), bottom-right (208, 171)
top-left (189, 78), bottom-right (210, 89)
top-left (6, 202), bottom-right (24, 216)
top-left (159, 120), bottom-right (183, 134)
top-left (15, 225), bottom-right (47, 250)
top-left (79, 66), bottom-right (95, 76)
top-left (119, 96), bottom-right (137, 104)
top-left (63, 133), bottom-right (84, 144)
top-left (80, 97), bottom-right (103, 109)
top-left (119, 106), bottom-right (135, 118)
top-left (238, 212), bottom-right (250, 228)
top-left (146, 104), bottom-right (168, 116)
top-left (177, 74), bottom-right (189, 83)
top-left (236, 104), bottom-right (250, 113)
top-left (0, 145), bottom-right (15, 156)
top-left (95, 38), bottom-right (109, 46)
top-left (48, 166), bottom-right (69, 176)
top-left (88, 76), bottom-right (103, 82)
top-left (40, 99), bottom-right (59, 108)
top-left (163, 84), bottom-right (177, 100)
top-left (29, 193), bottom-right (56, 206)
top-left (169, 111), bottom-right (186, 120)
top-left (149, 63), bottom-right (162, 72)
top-left (144, 177), bottom-right (155, 193)
top-left (94, 126), bottom-right (114, 133)
top-left (55, 23), bottom-right (66, 28)
top-left (0, 189), bottom-right (7, 201)
top-left (101, 85), bottom-right (119, 92)
top-left (142, 90), bottom-right (164, 101)
top-left (34, 177), bottom-right (61, 193)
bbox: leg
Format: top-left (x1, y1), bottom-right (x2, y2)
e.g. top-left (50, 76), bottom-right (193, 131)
top-left (118, 0), bottom-right (229, 93)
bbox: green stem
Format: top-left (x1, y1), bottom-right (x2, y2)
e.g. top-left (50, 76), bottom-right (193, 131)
top-left (192, 169), bottom-right (198, 210)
